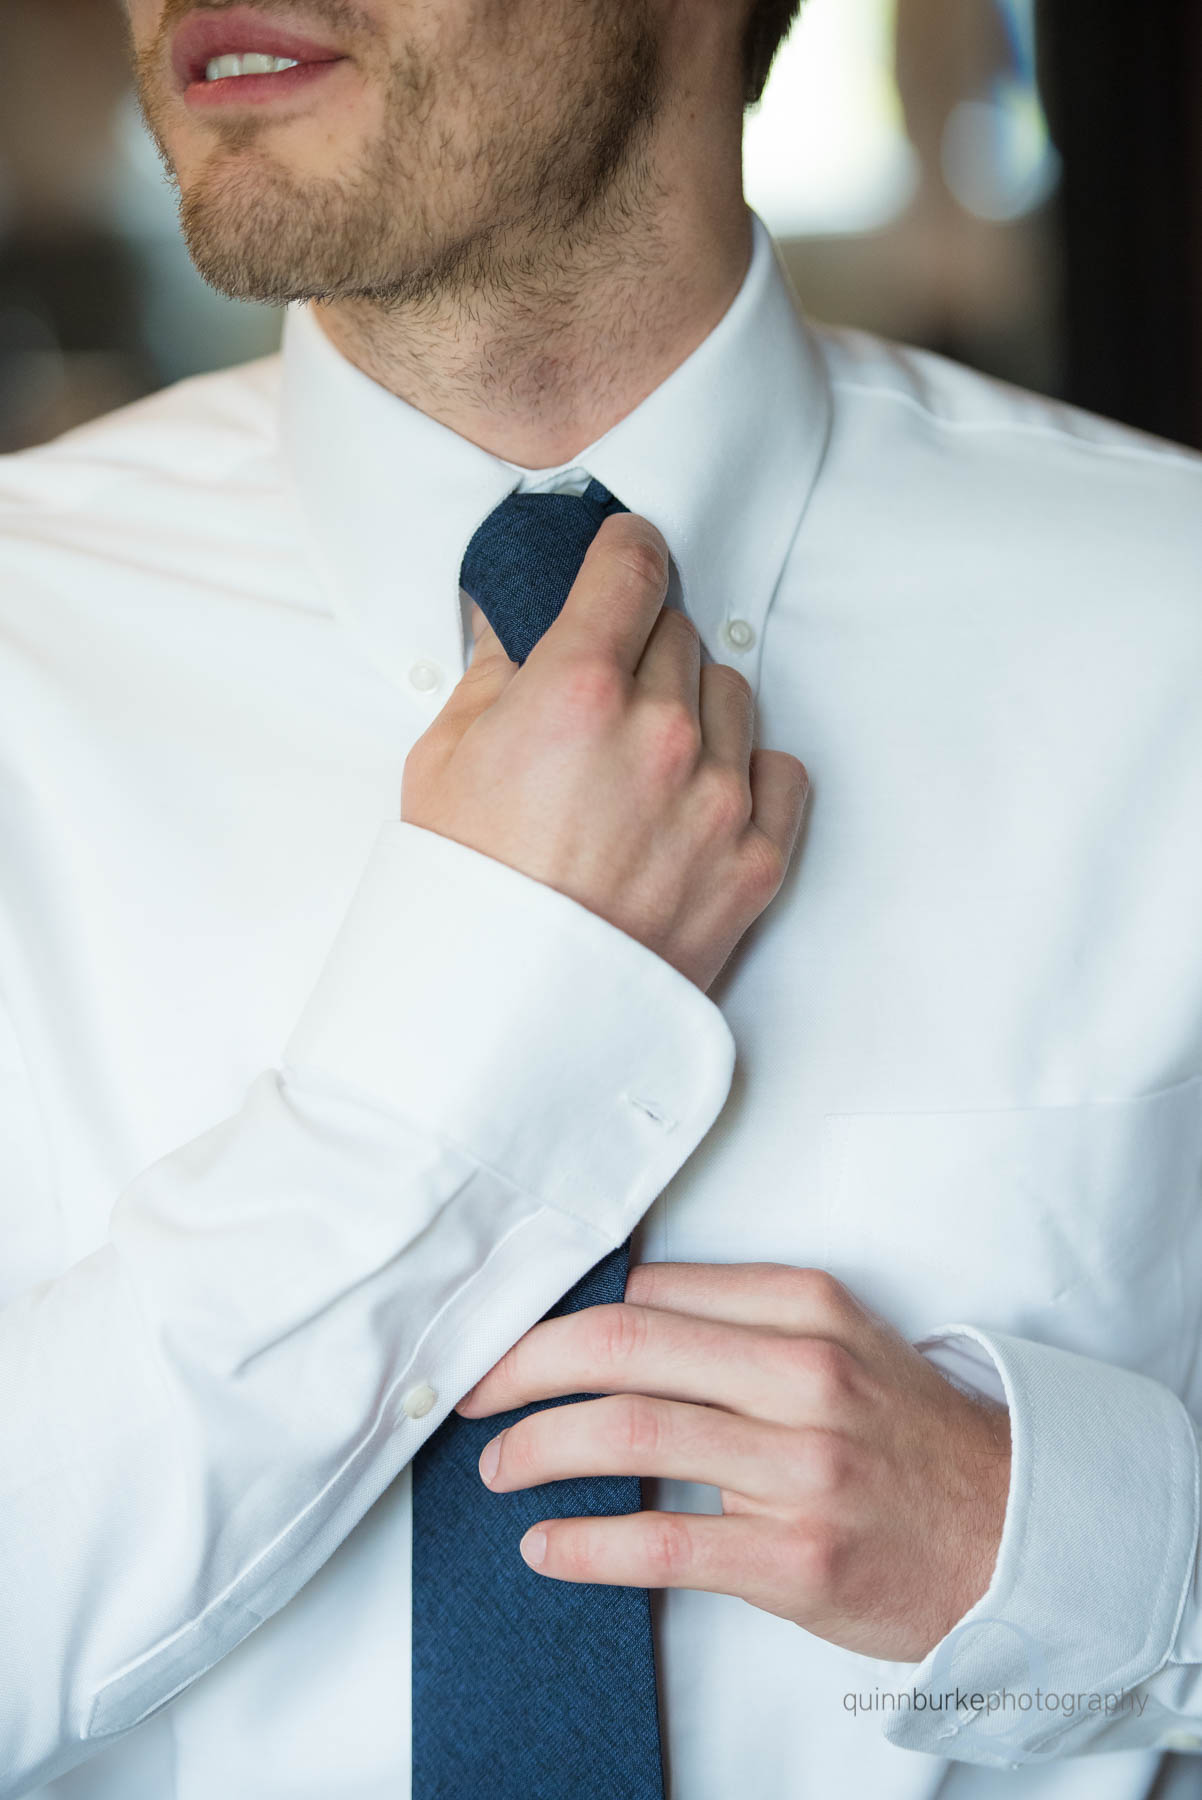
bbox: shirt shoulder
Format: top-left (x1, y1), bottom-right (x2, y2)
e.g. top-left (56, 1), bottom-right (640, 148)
top-left (816, 320), bottom-right (1202, 478)
top-left (0, 350), bottom-right (309, 661)
top-left (807, 322), bottom-right (1202, 619)
top-left (0, 350), bottom-right (283, 528)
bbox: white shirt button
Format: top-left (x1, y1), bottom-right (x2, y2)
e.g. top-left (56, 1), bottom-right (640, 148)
top-left (1160, 1730), bottom-right (1202, 1752)
top-left (401, 1382), bottom-right (437, 1419)
top-left (721, 617), bottom-right (756, 652)
top-left (408, 660), bottom-right (443, 693)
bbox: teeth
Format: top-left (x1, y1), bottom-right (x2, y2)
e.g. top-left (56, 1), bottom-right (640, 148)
top-left (204, 52), bottom-right (300, 80)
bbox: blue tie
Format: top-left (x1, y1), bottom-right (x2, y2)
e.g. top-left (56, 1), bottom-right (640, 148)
top-left (409, 479), bottom-right (666, 1799)
top-left (458, 476), bottom-right (630, 665)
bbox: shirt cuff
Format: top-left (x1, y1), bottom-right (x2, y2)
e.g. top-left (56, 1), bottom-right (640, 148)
top-left (283, 820), bottom-right (736, 1243)
top-left (882, 1325), bottom-right (1200, 1766)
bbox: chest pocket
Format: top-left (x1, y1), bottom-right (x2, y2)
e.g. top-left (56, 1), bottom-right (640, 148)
top-left (818, 1074), bottom-right (1202, 1391)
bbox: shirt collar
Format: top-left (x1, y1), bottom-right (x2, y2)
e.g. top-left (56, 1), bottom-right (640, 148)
top-left (278, 209), bottom-right (831, 707)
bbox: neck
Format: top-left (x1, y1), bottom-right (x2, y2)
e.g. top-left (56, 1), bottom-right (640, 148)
top-left (312, 143), bottom-right (751, 469)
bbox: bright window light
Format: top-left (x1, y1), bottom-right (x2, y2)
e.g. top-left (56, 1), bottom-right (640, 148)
top-left (744, 0), bottom-right (1057, 238)
top-left (743, 0), bottom-right (919, 238)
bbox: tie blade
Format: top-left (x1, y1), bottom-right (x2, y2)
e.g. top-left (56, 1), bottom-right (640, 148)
top-left (423, 484), bottom-right (663, 1788)
top-left (412, 1237), bottom-right (664, 1795)
top-left (459, 486), bottom-right (629, 664)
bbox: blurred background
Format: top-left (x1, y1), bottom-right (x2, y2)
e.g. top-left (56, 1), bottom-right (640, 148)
top-left (1, 0), bottom-right (1200, 455)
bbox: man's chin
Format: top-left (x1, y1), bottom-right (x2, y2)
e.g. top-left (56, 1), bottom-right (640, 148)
top-left (181, 244), bottom-right (300, 305)
top-left (178, 220), bottom-right (306, 305)
top-left (177, 165), bottom-right (352, 305)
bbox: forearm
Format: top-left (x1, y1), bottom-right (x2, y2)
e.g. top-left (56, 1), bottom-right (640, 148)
top-left (0, 822), bottom-right (734, 1793)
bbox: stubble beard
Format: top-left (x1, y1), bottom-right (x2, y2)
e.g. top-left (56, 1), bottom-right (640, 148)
top-left (132, 6), bottom-right (665, 311)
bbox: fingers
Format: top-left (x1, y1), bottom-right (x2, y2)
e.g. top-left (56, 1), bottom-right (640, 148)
top-left (539, 513), bottom-right (670, 673)
top-left (698, 661), bottom-right (754, 772)
top-left (631, 605), bottom-right (701, 709)
top-left (631, 630), bottom-right (756, 823)
top-left (433, 601), bottom-right (518, 733)
top-left (455, 1301), bottom-right (863, 1429)
top-left (517, 1510), bottom-right (803, 1615)
top-left (623, 1263), bottom-right (869, 1339)
top-left (480, 1394), bottom-right (803, 1503)
top-left (748, 746), bottom-right (809, 867)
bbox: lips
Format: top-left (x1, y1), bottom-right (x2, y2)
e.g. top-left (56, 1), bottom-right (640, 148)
top-left (171, 7), bottom-right (347, 90)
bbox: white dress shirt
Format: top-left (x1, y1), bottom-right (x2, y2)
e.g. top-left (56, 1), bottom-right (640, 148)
top-left (1, 208), bottom-right (1201, 1800)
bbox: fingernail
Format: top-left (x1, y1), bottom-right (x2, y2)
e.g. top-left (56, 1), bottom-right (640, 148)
top-left (520, 1528), bottom-right (547, 1568)
top-left (479, 1434), bottom-right (503, 1486)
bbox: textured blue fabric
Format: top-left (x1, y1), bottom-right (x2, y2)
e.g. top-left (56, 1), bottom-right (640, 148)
top-left (459, 478), bottom-right (630, 665)
top-left (412, 479), bottom-right (663, 1798)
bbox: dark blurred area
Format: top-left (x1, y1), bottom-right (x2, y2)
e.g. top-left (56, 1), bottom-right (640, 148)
top-left (1, 0), bottom-right (1200, 455)
top-left (1036, 0), bottom-right (1202, 450)
top-left (0, 0), bottom-right (278, 453)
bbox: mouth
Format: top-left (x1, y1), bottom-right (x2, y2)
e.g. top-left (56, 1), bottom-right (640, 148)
top-left (171, 6), bottom-right (349, 107)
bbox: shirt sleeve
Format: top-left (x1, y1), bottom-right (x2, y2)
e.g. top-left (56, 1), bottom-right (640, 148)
top-left (880, 1325), bottom-right (1202, 1768)
top-left (0, 820), bottom-right (735, 1794)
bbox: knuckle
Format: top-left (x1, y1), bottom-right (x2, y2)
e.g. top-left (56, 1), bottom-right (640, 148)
top-left (738, 828), bottom-right (786, 897)
top-left (592, 1302), bottom-right (650, 1367)
top-left (653, 605), bottom-right (699, 647)
top-left (790, 1337), bottom-right (858, 1413)
top-left (698, 764), bottom-right (753, 837)
top-left (753, 749), bottom-right (811, 824)
top-left (789, 1266), bottom-right (854, 1326)
top-left (769, 748), bottom-right (809, 787)
top-left (798, 1428), bottom-right (854, 1497)
top-left (612, 1393), bottom-right (663, 1457)
top-left (555, 655), bottom-right (627, 726)
top-left (706, 660), bottom-right (753, 705)
top-left (643, 1515), bottom-right (694, 1578)
top-left (640, 696), bottom-right (702, 778)
top-left (607, 527), bottom-right (668, 594)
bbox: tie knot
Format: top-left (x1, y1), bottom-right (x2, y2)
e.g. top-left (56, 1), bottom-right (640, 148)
top-left (460, 478), bottom-right (629, 664)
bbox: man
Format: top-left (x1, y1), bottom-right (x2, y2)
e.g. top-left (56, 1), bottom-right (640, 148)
top-left (0, 0), bottom-right (1200, 1794)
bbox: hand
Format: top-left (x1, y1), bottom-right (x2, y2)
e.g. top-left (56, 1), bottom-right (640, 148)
top-left (401, 515), bottom-right (809, 991)
top-left (455, 1263), bottom-right (1011, 1662)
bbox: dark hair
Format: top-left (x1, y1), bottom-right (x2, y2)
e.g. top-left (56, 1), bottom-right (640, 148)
top-left (742, 0), bottom-right (804, 107)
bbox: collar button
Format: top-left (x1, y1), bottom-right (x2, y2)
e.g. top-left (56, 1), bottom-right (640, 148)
top-left (409, 660), bottom-right (444, 694)
top-left (721, 617), bottom-right (756, 653)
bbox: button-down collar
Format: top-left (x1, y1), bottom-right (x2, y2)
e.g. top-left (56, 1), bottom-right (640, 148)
top-left (278, 209), bottom-right (831, 703)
